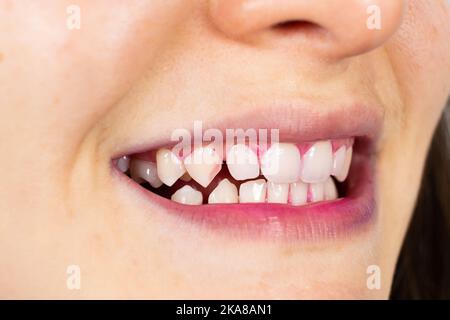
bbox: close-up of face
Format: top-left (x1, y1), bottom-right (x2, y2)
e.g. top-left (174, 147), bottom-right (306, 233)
top-left (0, 0), bottom-right (450, 300)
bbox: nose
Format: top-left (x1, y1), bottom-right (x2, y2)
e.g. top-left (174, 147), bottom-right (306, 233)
top-left (209, 0), bottom-right (406, 59)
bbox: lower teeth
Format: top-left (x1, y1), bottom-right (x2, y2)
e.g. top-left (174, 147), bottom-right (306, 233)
top-left (125, 169), bottom-right (343, 206)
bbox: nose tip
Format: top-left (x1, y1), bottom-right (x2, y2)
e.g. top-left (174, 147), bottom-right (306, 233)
top-left (209, 0), bottom-right (406, 59)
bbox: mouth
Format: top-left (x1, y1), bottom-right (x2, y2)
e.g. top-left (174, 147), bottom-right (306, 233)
top-left (111, 104), bottom-right (380, 241)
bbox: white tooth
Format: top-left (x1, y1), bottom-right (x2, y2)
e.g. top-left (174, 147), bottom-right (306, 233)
top-left (333, 146), bottom-right (352, 182)
top-left (226, 144), bottom-right (259, 180)
top-left (331, 146), bottom-right (346, 179)
top-left (184, 145), bottom-right (223, 188)
top-left (324, 177), bottom-right (338, 200)
top-left (267, 182), bottom-right (289, 204)
top-left (171, 185), bottom-right (203, 205)
top-left (289, 181), bottom-right (308, 206)
top-left (261, 143), bottom-right (301, 183)
top-left (309, 182), bottom-right (325, 203)
top-left (180, 172), bottom-right (192, 182)
top-left (130, 159), bottom-right (163, 188)
top-left (301, 140), bottom-right (333, 183)
top-left (117, 156), bottom-right (130, 173)
top-left (156, 148), bottom-right (186, 186)
top-left (208, 179), bottom-right (238, 204)
top-left (239, 179), bottom-right (267, 203)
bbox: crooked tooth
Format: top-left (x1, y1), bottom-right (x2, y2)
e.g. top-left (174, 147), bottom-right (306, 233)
top-left (208, 179), bottom-right (238, 204)
top-left (226, 144), bottom-right (259, 180)
top-left (290, 181), bottom-right (308, 206)
top-left (267, 182), bottom-right (289, 204)
top-left (184, 145), bottom-right (223, 188)
top-left (239, 179), bottom-right (267, 203)
top-left (301, 140), bottom-right (332, 183)
top-left (261, 143), bottom-right (301, 183)
top-left (130, 159), bottom-right (163, 188)
top-left (332, 146), bottom-right (352, 182)
top-left (156, 148), bottom-right (186, 186)
top-left (117, 156), bottom-right (130, 173)
top-left (309, 182), bottom-right (325, 202)
top-left (171, 185), bottom-right (203, 205)
top-left (324, 177), bottom-right (338, 200)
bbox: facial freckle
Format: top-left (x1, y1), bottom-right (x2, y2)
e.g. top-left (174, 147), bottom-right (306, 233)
top-left (0, 53), bottom-right (4, 63)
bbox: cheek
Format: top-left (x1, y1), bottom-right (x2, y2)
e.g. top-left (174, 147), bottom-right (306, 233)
top-left (0, 0), bottom-right (188, 152)
top-left (387, 1), bottom-right (450, 118)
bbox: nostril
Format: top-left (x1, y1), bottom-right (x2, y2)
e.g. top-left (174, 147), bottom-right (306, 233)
top-left (272, 20), bottom-right (322, 34)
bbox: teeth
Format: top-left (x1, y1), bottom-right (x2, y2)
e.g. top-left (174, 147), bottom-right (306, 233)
top-left (324, 177), bottom-right (338, 200)
top-left (309, 182), bottom-right (325, 202)
top-left (184, 145), bottom-right (223, 188)
top-left (267, 182), bottom-right (289, 204)
top-left (117, 156), bottom-right (130, 173)
top-left (130, 159), bottom-right (163, 188)
top-left (332, 146), bottom-right (352, 182)
top-left (208, 179), bottom-right (238, 204)
top-left (136, 139), bottom-right (351, 206)
top-left (226, 144), bottom-right (260, 180)
top-left (239, 179), bottom-right (267, 203)
top-left (300, 140), bottom-right (333, 183)
top-left (289, 181), bottom-right (308, 206)
top-left (171, 185), bottom-right (203, 205)
top-left (156, 148), bottom-right (186, 186)
top-left (261, 143), bottom-right (301, 183)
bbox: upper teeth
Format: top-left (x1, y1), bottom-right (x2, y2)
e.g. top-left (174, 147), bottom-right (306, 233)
top-left (156, 148), bottom-right (186, 186)
top-left (183, 145), bottom-right (223, 188)
top-left (260, 143), bottom-right (302, 183)
top-left (116, 156), bottom-right (130, 173)
top-left (331, 146), bottom-right (352, 182)
top-left (130, 159), bottom-right (163, 188)
top-left (226, 144), bottom-right (260, 180)
top-left (300, 140), bottom-right (333, 183)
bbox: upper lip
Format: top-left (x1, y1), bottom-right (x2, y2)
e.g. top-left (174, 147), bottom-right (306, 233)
top-left (110, 100), bottom-right (382, 242)
top-left (110, 99), bottom-right (383, 159)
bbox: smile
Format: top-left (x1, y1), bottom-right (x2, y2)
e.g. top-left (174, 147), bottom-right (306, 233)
top-left (111, 104), bottom-right (381, 241)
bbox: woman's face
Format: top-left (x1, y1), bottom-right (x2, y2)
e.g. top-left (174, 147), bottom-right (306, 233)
top-left (1, 0), bottom-right (449, 299)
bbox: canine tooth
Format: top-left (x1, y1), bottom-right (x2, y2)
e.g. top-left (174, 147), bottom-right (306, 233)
top-left (301, 140), bottom-right (332, 183)
top-left (239, 179), bottom-right (267, 203)
top-left (130, 159), bottom-right (163, 188)
top-left (267, 182), bottom-right (289, 204)
top-left (261, 143), bottom-right (301, 183)
top-left (333, 146), bottom-right (352, 182)
top-left (117, 156), bottom-right (130, 173)
top-left (324, 177), bottom-right (338, 200)
top-left (331, 146), bottom-right (346, 178)
top-left (156, 148), bottom-right (186, 186)
top-left (208, 179), bottom-right (238, 204)
top-left (171, 185), bottom-right (203, 205)
top-left (309, 182), bottom-right (325, 202)
top-left (226, 144), bottom-right (259, 180)
top-left (184, 145), bottom-right (223, 188)
top-left (290, 181), bottom-right (308, 206)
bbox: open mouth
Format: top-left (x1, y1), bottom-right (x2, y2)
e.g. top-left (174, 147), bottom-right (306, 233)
top-left (111, 105), bottom-right (380, 241)
top-left (116, 138), bottom-right (354, 205)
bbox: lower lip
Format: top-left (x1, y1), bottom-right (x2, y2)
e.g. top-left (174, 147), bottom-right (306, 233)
top-left (114, 148), bottom-right (376, 242)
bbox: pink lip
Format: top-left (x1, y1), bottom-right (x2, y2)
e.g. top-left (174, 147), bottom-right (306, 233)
top-left (111, 103), bottom-right (381, 241)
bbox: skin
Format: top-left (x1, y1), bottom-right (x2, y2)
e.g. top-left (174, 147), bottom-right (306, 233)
top-left (0, 0), bottom-right (449, 299)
